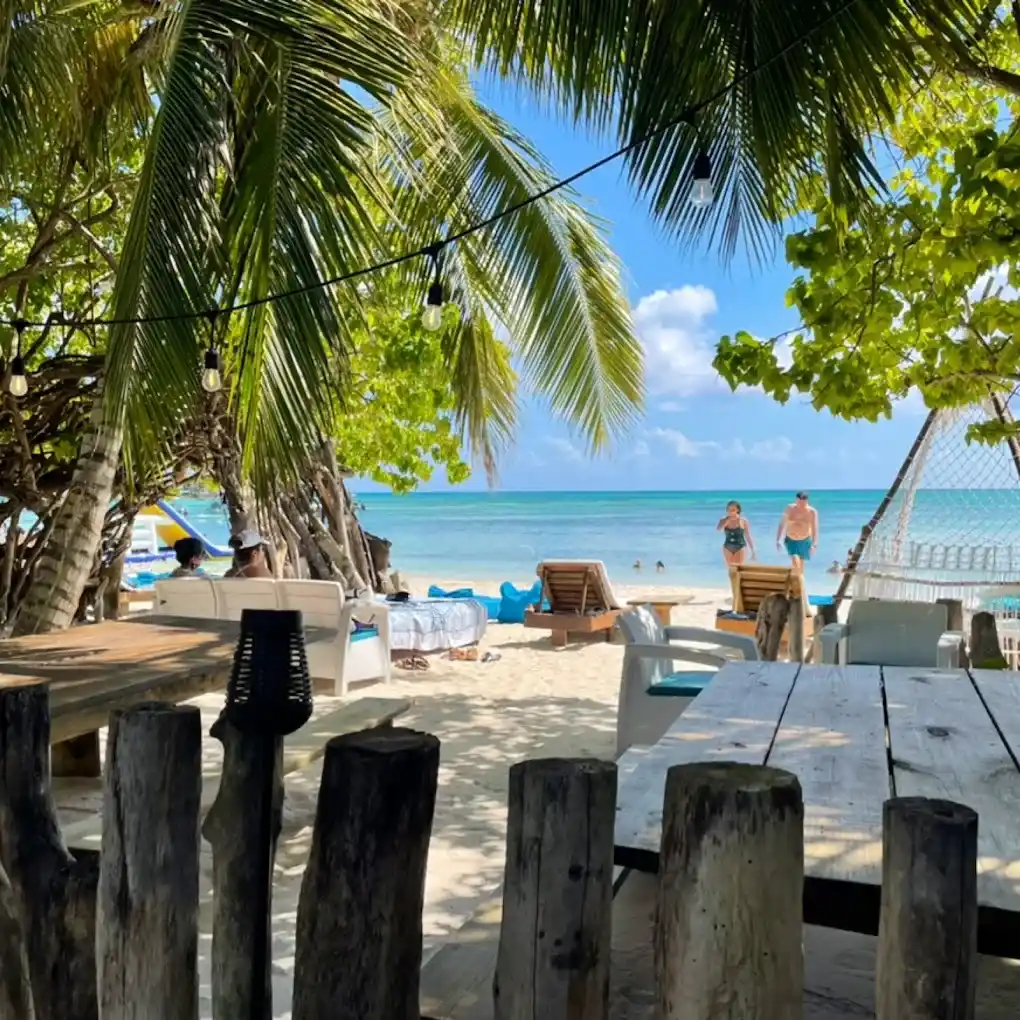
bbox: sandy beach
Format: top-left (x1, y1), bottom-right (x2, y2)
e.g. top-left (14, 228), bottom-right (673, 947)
top-left (53, 575), bottom-right (1020, 1018)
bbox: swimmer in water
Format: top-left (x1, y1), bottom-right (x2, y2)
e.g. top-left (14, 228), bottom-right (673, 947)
top-left (655, 561), bottom-right (665, 573)
top-left (633, 559), bottom-right (642, 571)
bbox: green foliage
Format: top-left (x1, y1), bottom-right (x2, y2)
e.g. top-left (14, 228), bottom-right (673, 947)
top-left (331, 275), bottom-right (488, 492)
top-left (715, 21), bottom-right (1020, 434)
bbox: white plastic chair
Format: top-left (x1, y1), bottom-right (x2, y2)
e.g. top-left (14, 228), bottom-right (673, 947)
top-left (277, 579), bottom-right (391, 696)
top-left (213, 578), bottom-right (281, 621)
top-left (616, 605), bottom-right (758, 755)
top-left (819, 599), bottom-right (962, 667)
top-left (152, 578), bottom-right (219, 620)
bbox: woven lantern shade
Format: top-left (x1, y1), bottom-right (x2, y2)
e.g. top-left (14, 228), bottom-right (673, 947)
top-left (224, 609), bottom-right (313, 737)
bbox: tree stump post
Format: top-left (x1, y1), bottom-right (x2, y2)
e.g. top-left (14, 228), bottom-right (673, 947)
top-left (0, 860), bottom-right (35, 1020)
top-left (202, 715), bottom-right (284, 1020)
top-left (755, 593), bottom-right (790, 662)
top-left (292, 727), bottom-right (440, 1020)
top-left (494, 759), bottom-right (617, 1020)
top-left (97, 703), bottom-right (202, 1020)
top-left (876, 798), bottom-right (977, 1020)
top-left (656, 762), bottom-right (804, 1020)
top-left (969, 611), bottom-right (1007, 669)
top-left (788, 598), bottom-right (805, 663)
top-left (0, 681), bottom-right (98, 1020)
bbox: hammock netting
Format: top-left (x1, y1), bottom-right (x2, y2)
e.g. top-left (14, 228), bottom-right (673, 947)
top-left (847, 398), bottom-right (1020, 609)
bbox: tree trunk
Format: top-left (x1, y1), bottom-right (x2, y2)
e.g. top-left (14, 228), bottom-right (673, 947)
top-left (0, 861), bottom-right (35, 1020)
top-left (12, 396), bottom-right (122, 635)
top-left (755, 594), bottom-right (790, 662)
top-left (970, 611), bottom-right (1007, 669)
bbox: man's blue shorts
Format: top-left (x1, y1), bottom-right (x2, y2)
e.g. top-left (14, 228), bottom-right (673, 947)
top-left (784, 537), bottom-right (812, 560)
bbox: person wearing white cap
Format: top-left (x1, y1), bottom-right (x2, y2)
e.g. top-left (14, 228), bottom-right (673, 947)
top-left (224, 529), bottom-right (273, 579)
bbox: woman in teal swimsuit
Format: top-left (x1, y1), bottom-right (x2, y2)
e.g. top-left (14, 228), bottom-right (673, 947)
top-left (717, 501), bottom-right (756, 566)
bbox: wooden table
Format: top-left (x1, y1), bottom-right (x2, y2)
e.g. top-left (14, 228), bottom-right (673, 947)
top-left (0, 616), bottom-right (326, 777)
top-left (614, 660), bottom-right (1020, 957)
top-left (625, 594), bottom-right (694, 626)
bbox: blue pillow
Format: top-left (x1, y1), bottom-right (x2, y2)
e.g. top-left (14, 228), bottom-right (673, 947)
top-left (497, 580), bottom-right (546, 624)
top-left (427, 585), bottom-right (475, 599)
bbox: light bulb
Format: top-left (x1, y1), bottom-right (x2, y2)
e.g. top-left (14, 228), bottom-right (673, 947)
top-left (201, 349), bottom-right (223, 393)
top-left (422, 279), bottom-right (444, 332)
top-left (691, 150), bottom-right (713, 209)
top-left (421, 304), bottom-right (443, 332)
top-left (7, 356), bottom-right (27, 397)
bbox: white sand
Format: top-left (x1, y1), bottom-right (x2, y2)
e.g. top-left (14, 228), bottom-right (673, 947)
top-left (52, 575), bottom-right (1020, 1017)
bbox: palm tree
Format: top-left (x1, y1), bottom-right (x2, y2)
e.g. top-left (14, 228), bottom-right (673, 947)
top-left (4, 0), bottom-right (994, 633)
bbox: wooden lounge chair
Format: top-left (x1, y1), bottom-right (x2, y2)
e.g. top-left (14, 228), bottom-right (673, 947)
top-left (525, 560), bottom-right (622, 647)
top-left (715, 564), bottom-right (809, 656)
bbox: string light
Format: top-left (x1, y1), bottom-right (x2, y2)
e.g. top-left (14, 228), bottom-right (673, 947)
top-left (421, 243), bottom-right (445, 332)
top-left (6, 320), bottom-right (28, 398)
top-left (691, 151), bottom-right (714, 209)
top-left (0, 0), bottom-right (865, 339)
top-left (201, 310), bottom-right (223, 393)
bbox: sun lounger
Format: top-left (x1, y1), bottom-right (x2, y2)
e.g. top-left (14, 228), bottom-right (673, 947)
top-left (524, 560), bottom-right (622, 647)
top-left (715, 564), bottom-right (809, 656)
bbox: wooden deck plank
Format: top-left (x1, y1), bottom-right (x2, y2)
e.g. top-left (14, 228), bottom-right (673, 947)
top-left (764, 664), bottom-right (889, 889)
top-left (969, 669), bottom-right (1020, 763)
top-left (614, 660), bottom-right (800, 866)
top-left (883, 665), bottom-right (1020, 915)
top-left (62, 696), bottom-right (412, 850)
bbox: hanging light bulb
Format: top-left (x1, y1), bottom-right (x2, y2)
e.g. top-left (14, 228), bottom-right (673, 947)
top-left (6, 320), bottom-right (28, 397)
top-left (201, 310), bottom-right (223, 393)
top-left (421, 242), bottom-right (445, 332)
top-left (691, 150), bottom-right (714, 209)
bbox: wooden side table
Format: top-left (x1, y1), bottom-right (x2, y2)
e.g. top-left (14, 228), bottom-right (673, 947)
top-left (626, 595), bottom-right (693, 626)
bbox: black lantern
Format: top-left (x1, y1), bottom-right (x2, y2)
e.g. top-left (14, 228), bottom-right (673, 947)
top-left (224, 609), bottom-right (313, 1020)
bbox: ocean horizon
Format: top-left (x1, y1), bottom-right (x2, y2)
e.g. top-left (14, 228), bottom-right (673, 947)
top-left (166, 488), bottom-right (904, 593)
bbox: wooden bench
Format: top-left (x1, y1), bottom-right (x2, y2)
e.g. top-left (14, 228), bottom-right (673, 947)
top-left (419, 867), bottom-right (630, 1019)
top-left (62, 696), bottom-right (411, 851)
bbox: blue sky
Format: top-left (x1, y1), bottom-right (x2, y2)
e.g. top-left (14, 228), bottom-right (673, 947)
top-left (364, 82), bottom-right (927, 493)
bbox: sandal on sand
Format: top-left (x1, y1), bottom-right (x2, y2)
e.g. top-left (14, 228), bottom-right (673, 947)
top-left (396, 654), bottom-right (429, 671)
top-left (481, 652), bottom-right (501, 663)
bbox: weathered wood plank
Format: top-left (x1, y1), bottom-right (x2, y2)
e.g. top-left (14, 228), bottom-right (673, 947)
top-left (765, 664), bottom-right (889, 889)
top-left (969, 669), bottom-right (1020, 756)
top-left (614, 661), bottom-right (800, 864)
top-left (62, 698), bottom-right (412, 851)
top-left (883, 665), bottom-right (1020, 914)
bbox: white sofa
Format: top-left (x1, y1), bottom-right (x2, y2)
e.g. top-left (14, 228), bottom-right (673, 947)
top-left (152, 577), bottom-right (390, 696)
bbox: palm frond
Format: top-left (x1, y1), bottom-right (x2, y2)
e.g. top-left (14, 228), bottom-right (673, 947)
top-left (446, 0), bottom-right (992, 254)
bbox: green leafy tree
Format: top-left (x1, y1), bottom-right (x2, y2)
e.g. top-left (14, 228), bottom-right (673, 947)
top-left (714, 22), bottom-right (1020, 441)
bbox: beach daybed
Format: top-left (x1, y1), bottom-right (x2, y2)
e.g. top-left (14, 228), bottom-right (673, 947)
top-left (524, 560), bottom-right (622, 647)
top-left (151, 577), bottom-right (390, 696)
top-left (617, 605), bottom-right (759, 754)
top-left (715, 564), bottom-right (808, 656)
top-left (384, 597), bottom-right (488, 653)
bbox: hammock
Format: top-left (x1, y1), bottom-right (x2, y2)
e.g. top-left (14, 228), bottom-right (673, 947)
top-left (838, 396), bottom-right (1020, 666)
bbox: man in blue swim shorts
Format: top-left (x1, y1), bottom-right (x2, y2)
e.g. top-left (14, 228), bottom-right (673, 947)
top-left (776, 491), bottom-right (818, 573)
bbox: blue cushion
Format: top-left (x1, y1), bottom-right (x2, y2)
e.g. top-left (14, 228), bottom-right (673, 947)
top-left (809, 594), bottom-right (834, 607)
top-left (428, 585), bottom-right (475, 599)
top-left (350, 626), bottom-right (379, 644)
top-left (646, 671), bottom-right (715, 698)
top-left (497, 580), bottom-right (546, 623)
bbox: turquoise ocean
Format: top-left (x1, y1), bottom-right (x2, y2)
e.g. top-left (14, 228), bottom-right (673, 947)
top-left (165, 489), bottom-right (906, 593)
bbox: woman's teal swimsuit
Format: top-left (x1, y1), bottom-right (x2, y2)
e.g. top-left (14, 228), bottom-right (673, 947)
top-left (723, 525), bottom-right (747, 552)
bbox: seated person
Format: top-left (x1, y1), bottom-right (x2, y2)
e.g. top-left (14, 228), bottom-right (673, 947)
top-left (170, 537), bottom-right (208, 578)
top-left (225, 530), bottom-right (273, 579)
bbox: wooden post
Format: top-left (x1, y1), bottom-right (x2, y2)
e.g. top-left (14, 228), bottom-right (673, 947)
top-left (0, 681), bottom-right (98, 1020)
top-left (970, 610), bottom-right (1007, 669)
top-left (656, 762), bottom-right (804, 1020)
top-left (788, 599), bottom-right (805, 663)
top-left (202, 715), bottom-right (284, 1020)
top-left (97, 703), bottom-right (202, 1020)
top-left (494, 758), bottom-right (617, 1020)
top-left (876, 798), bottom-right (977, 1020)
top-left (755, 593), bottom-right (790, 662)
top-left (0, 861), bottom-right (35, 1020)
top-left (292, 727), bottom-right (440, 1020)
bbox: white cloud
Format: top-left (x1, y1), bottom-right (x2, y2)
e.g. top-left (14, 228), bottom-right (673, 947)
top-left (649, 428), bottom-right (793, 462)
top-left (633, 440), bottom-right (650, 458)
top-left (545, 437), bottom-right (583, 462)
top-left (635, 285), bottom-right (794, 398)
top-left (634, 286), bottom-right (731, 398)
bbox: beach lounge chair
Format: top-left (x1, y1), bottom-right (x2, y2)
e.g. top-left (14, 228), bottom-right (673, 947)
top-left (819, 598), bottom-right (963, 668)
top-left (525, 560), bottom-right (622, 647)
top-left (715, 564), bottom-right (809, 656)
top-left (617, 605), bottom-right (758, 754)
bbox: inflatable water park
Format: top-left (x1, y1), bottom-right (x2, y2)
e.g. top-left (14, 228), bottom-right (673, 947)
top-left (128, 501), bottom-right (232, 567)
